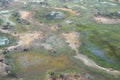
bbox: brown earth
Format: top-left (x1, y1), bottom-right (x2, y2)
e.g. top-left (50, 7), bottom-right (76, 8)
top-left (94, 16), bottom-right (120, 24)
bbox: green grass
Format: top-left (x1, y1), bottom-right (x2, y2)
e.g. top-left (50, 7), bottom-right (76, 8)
top-left (0, 18), bottom-right (3, 26)
top-left (75, 23), bottom-right (120, 70)
top-left (9, 48), bottom-right (75, 77)
top-left (9, 16), bottom-right (28, 33)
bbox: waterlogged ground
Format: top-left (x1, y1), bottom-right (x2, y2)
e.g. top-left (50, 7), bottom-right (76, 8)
top-left (0, 36), bottom-right (9, 46)
top-left (0, 0), bottom-right (120, 80)
top-left (0, 34), bottom-right (16, 48)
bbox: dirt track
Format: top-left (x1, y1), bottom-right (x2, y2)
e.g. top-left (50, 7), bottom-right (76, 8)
top-left (94, 16), bottom-right (120, 24)
top-left (74, 49), bottom-right (120, 76)
top-left (54, 7), bottom-right (80, 16)
top-left (62, 31), bottom-right (120, 76)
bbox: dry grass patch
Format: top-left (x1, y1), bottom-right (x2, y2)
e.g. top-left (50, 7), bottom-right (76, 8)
top-left (13, 51), bottom-right (73, 77)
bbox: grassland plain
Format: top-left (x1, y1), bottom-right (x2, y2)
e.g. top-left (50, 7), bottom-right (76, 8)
top-left (0, 0), bottom-right (120, 80)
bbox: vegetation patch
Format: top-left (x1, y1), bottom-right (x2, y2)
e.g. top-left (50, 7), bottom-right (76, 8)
top-left (12, 50), bottom-right (74, 77)
top-left (35, 7), bottom-right (74, 24)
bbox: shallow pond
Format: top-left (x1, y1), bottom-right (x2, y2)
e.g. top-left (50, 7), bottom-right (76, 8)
top-left (0, 34), bottom-right (15, 48)
top-left (0, 10), bottom-right (16, 25)
top-left (0, 36), bottom-right (9, 46)
top-left (85, 41), bottom-right (114, 63)
top-left (43, 11), bottom-right (65, 20)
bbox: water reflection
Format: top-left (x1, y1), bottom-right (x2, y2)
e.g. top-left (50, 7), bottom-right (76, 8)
top-left (83, 41), bottom-right (114, 63)
top-left (0, 36), bottom-right (9, 46)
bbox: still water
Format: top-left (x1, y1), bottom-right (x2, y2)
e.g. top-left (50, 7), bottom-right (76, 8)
top-left (0, 36), bottom-right (9, 46)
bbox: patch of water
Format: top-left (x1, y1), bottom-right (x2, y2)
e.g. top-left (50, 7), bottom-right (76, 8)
top-left (101, 2), bottom-right (117, 6)
top-left (84, 41), bottom-right (114, 63)
top-left (0, 36), bottom-right (9, 46)
top-left (0, 10), bottom-right (16, 25)
top-left (43, 11), bottom-right (64, 20)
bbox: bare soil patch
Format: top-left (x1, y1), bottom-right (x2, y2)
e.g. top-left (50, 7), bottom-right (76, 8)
top-left (94, 16), bottom-right (120, 24)
top-left (48, 25), bottom-right (59, 31)
top-left (62, 32), bottom-right (80, 50)
top-left (54, 7), bottom-right (80, 16)
top-left (0, 62), bottom-right (10, 76)
top-left (18, 31), bottom-right (43, 45)
top-left (19, 10), bottom-right (31, 20)
top-left (5, 31), bottom-right (43, 51)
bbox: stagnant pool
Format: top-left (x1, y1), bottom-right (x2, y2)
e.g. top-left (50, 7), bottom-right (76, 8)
top-left (0, 34), bottom-right (16, 47)
top-left (0, 36), bottom-right (9, 46)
